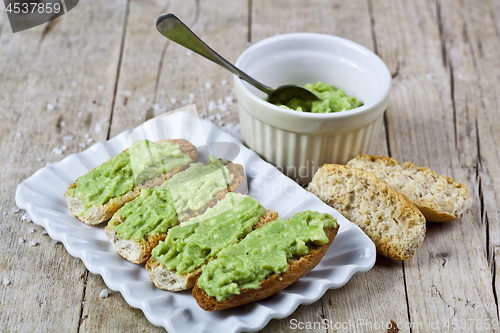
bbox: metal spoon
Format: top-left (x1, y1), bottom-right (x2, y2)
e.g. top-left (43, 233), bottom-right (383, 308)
top-left (156, 14), bottom-right (319, 105)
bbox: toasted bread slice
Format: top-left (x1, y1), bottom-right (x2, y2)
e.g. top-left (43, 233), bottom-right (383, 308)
top-left (347, 154), bottom-right (473, 222)
top-left (104, 161), bottom-right (245, 264)
top-left (192, 224), bottom-right (338, 311)
top-left (146, 199), bottom-right (278, 292)
top-left (65, 139), bottom-right (196, 225)
top-left (307, 164), bottom-right (425, 260)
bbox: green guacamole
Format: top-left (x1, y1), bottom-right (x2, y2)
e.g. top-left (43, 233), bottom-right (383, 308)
top-left (197, 211), bottom-right (337, 301)
top-left (66, 140), bottom-right (192, 216)
top-left (275, 81), bottom-right (362, 113)
top-left (108, 157), bottom-right (232, 242)
top-left (151, 194), bottom-right (265, 274)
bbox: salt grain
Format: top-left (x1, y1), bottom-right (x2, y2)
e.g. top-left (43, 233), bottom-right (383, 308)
top-left (28, 227), bottom-right (34, 234)
top-left (37, 158), bottom-right (42, 162)
top-left (15, 132), bottom-right (21, 138)
top-left (218, 121), bottom-right (224, 127)
top-left (94, 122), bottom-right (102, 132)
top-left (100, 117), bottom-right (108, 123)
top-left (140, 97), bottom-right (147, 103)
top-left (2, 212), bottom-right (6, 216)
top-left (11, 207), bottom-right (20, 213)
top-left (170, 98), bottom-right (177, 104)
top-left (61, 145), bottom-right (67, 152)
top-left (26, 215), bottom-right (32, 223)
top-left (87, 138), bottom-right (94, 144)
top-left (18, 237), bottom-right (25, 243)
top-left (22, 214), bottom-right (27, 220)
top-left (186, 50), bottom-right (193, 56)
top-left (77, 112), bottom-right (83, 116)
top-left (52, 239), bottom-right (59, 244)
top-left (98, 85), bottom-right (104, 90)
top-left (181, 100), bottom-right (188, 104)
top-left (204, 82), bottom-right (212, 89)
top-left (52, 147), bottom-right (63, 155)
top-left (188, 93), bottom-right (195, 100)
top-left (215, 113), bottom-right (222, 120)
top-left (30, 239), bottom-right (37, 247)
top-left (60, 121), bottom-right (66, 127)
top-left (99, 289), bottom-right (109, 298)
top-left (41, 230), bottom-right (48, 236)
top-left (2, 278), bottom-right (10, 286)
top-left (137, 116), bottom-right (143, 120)
top-left (208, 101), bottom-right (216, 111)
top-left (63, 135), bottom-right (73, 141)
top-left (221, 80), bottom-right (228, 85)
top-left (84, 133), bottom-right (89, 139)
top-left (208, 115), bottom-right (215, 121)
top-left (225, 96), bottom-right (233, 105)
top-left (426, 73), bottom-right (433, 80)
top-left (124, 91), bottom-right (132, 96)
top-left (47, 103), bottom-right (55, 111)
top-left (79, 142), bottom-right (86, 148)
top-left (218, 103), bottom-right (227, 112)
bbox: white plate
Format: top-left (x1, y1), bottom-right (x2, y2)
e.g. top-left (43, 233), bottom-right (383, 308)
top-left (15, 110), bottom-right (376, 333)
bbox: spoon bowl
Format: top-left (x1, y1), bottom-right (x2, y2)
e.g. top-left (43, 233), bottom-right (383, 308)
top-left (156, 14), bottom-right (320, 105)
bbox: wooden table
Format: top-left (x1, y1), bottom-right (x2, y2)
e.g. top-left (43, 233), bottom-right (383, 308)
top-left (1, 0), bottom-right (499, 332)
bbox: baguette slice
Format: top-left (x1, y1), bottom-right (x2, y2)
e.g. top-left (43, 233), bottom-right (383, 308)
top-left (146, 196), bottom-right (278, 292)
top-left (307, 164), bottom-right (425, 260)
top-left (192, 223), bottom-right (338, 311)
top-left (347, 154), bottom-right (473, 222)
top-left (65, 139), bottom-right (196, 225)
top-left (104, 161), bottom-right (244, 264)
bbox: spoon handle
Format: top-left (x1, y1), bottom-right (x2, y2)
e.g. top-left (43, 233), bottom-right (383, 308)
top-left (156, 14), bottom-right (274, 95)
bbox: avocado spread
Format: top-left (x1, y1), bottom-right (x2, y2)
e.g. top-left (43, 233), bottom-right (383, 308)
top-left (197, 211), bottom-right (337, 301)
top-left (108, 157), bottom-right (232, 242)
top-left (66, 140), bottom-right (191, 216)
top-left (274, 81), bottom-right (362, 113)
top-left (151, 194), bottom-right (265, 274)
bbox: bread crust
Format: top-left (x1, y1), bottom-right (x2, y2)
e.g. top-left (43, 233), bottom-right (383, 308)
top-left (192, 224), bottom-right (339, 311)
top-left (307, 164), bottom-right (426, 260)
top-left (146, 208), bottom-right (279, 291)
top-left (347, 154), bottom-right (473, 222)
top-left (105, 161), bottom-right (245, 264)
top-left (65, 139), bottom-right (197, 226)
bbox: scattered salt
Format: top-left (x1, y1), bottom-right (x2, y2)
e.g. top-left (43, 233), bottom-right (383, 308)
top-left (61, 146), bottom-right (67, 152)
top-left (52, 147), bottom-right (63, 155)
top-left (181, 100), bottom-right (188, 104)
top-left (79, 143), bottom-right (86, 148)
top-left (137, 116), bottom-right (143, 120)
top-left (2, 212), bottom-right (6, 216)
top-left (226, 111), bottom-right (231, 115)
top-left (60, 121), bottom-right (66, 127)
top-left (246, 42), bottom-right (252, 47)
top-left (221, 80), bottom-right (228, 85)
top-left (153, 104), bottom-right (166, 112)
top-left (28, 227), bottom-right (34, 234)
top-left (124, 91), bottom-right (132, 96)
top-left (218, 121), bottom-right (224, 127)
top-left (208, 115), bottom-right (215, 121)
top-left (426, 73), bottom-right (433, 80)
top-left (30, 239), bottom-right (37, 247)
top-left (188, 93), bottom-right (195, 100)
top-left (98, 85), bottom-right (104, 90)
top-left (2, 277), bottom-right (10, 286)
top-left (37, 158), bottom-right (42, 162)
top-left (21, 214), bottom-right (27, 220)
top-left (11, 207), bottom-right (20, 213)
top-left (26, 215), bottom-right (32, 223)
top-left (204, 82), bottom-right (212, 89)
top-left (217, 99), bottom-right (223, 104)
top-left (218, 103), bottom-right (227, 112)
top-left (18, 237), bottom-right (25, 243)
top-left (94, 122), bottom-right (102, 132)
top-left (170, 98), bottom-right (177, 104)
top-left (77, 112), bottom-right (83, 116)
top-left (15, 132), bottom-right (21, 138)
top-left (186, 50), bottom-right (193, 56)
top-left (84, 133), bottom-right (89, 139)
top-left (41, 230), bottom-right (48, 236)
top-left (215, 113), bottom-right (222, 120)
top-left (457, 73), bottom-right (463, 79)
top-left (99, 289), bottom-right (109, 298)
top-left (47, 103), bottom-right (55, 111)
top-left (52, 239), bottom-right (60, 244)
top-left (225, 96), bottom-right (233, 105)
top-left (140, 97), bottom-right (147, 103)
top-left (100, 117), bottom-right (108, 123)
top-left (87, 138), bottom-right (94, 144)
top-left (63, 135), bottom-right (73, 141)
top-left (208, 101), bottom-right (217, 111)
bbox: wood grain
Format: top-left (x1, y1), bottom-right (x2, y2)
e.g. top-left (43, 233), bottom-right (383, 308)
top-left (372, 0), bottom-right (498, 331)
top-left (0, 0), bottom-right (127, 332)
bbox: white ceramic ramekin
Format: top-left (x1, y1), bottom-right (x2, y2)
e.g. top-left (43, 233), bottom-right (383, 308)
top-left (234, 33), bottom-right (391, 184)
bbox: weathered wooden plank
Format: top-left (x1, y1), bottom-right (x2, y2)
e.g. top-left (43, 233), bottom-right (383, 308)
top-left (372, 0), bottom-right (497, 331)
top-left (251, 1), bottom-right (410, 332)
top-left (80, 0), bottom-right (249, 331)
top-left (0, 0), bottom-right (128, 332)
